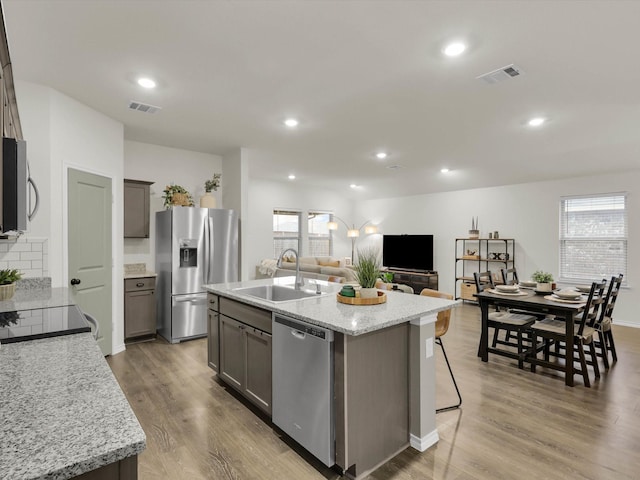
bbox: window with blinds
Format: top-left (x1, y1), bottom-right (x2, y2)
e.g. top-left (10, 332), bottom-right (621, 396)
top-left (308, 211), bottom-right (333, 257)
top-left (559, 193), bottom-right (627, 283)
top-left (273, 209), bottom-right (301, 258)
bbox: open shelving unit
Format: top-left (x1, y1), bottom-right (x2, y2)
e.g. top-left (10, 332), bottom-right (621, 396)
top-left (455, 238), bottom-right (515, 302)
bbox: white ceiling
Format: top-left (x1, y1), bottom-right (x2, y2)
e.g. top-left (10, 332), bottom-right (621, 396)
top-left (3, 0), bottom-right (640, 199)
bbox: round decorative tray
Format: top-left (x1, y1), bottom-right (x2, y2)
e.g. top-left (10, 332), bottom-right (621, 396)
top-left (337, 291), bottom-right (387, 305)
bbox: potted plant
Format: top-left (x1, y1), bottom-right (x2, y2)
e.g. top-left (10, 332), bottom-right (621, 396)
top-left (532, 270), bottom-right (554, 292)
top-left (201, 173), bottom-right (221, 208)
top-left (0, 268), bottom-right (22, 301)
top-left (353, 247), bottom-right (381, 298)
top-left (162, 184), bottom-right (194, 209)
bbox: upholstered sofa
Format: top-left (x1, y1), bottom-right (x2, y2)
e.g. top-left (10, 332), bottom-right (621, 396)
top-left (256, 256), bottom-right (357, 283)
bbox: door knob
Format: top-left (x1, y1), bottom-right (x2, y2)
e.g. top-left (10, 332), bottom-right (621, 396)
top-left (70, 278), bottom-right (81, 286)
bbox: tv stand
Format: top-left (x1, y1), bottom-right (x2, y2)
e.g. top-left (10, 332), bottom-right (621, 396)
top-left (387, 269), bottom-right (438, 294)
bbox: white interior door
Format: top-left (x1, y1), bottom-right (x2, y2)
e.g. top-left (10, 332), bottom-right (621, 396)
top-left (68, 168), bottom-right (112, 355)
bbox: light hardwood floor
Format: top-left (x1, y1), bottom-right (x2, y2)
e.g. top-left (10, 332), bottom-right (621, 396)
top-left (107, 304), bottom-right (640, 480)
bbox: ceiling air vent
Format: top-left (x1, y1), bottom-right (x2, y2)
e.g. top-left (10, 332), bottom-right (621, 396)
top-left (476, 64), bottom-right (524, 84)
top-left (128, 100), bottom-right (161, 114)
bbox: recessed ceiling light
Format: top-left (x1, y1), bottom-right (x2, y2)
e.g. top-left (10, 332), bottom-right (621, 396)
top-left (288, 174), bottom-right (296, 180)
top-left (441, 168), bottom-right (450, 173)
top-left (284, 118), bottom-right (299, 128)
top-left (137, 77), bottom-right (156, 89)
top-left (376, 152), bottom-right (388, 160)
top-left (350, 184), bottom-right (358, 189)
top-left (528, 117), bottom-right (546, 127)
top-left (443, 42), bottom-right (466, 57)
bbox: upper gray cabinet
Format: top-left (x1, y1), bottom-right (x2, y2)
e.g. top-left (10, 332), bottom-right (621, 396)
top-left (124, 179), bottom-right (154, 238)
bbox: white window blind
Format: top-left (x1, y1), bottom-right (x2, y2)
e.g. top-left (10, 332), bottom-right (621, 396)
top-left (308, 211), bottom-right (333, 257)
top-left (273, 209), bottom-right (301, 258)
top-left (559, 193), bottom-right (627, 283)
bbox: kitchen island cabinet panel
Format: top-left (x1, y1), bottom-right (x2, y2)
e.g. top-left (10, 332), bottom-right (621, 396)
top-left (245, 328), bottom-right (272, 412)
top-left (219, 315), bottom-right (245, 390)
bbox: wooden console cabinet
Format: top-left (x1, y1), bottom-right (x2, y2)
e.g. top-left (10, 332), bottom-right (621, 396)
top-left (389, 270), bottom-right (438, 293)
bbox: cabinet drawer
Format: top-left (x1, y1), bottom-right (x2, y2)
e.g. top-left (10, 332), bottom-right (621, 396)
top-left (125, 277), bottom-right (156, 292)
top-left (208, 293), bottom-right (219, 311)
top-left (219, 297), bottom-right (271, 334)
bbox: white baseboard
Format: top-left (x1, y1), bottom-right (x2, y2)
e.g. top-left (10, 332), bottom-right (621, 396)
top-left (111, 343), bottom-right (126, 355)
top-left (409, 429), bottom-right (439, 452)
top-left (612, 320), bottom-right (638, 328)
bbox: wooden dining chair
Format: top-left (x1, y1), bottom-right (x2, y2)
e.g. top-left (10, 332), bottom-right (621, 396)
top-left (529, 280), bottom-right (607, 387)
top-left (474, 271), bottom-right (537, 369)
top-left (593, 274), bottom-right (623, 368)
top-left (420, 288), bottom-right (461, 413)
top-left (500, 267), bottom-right (519, 285)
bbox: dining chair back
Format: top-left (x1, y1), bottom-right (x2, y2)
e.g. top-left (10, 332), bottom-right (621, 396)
top-left (500, 268), bottom-right (519, 286)
top-left (594, 274), bottom-right (623, 366)
top-left (473, 271), bottom-right (537, 369)
top-left (529, 279), bottom-right (607, 387)
top-left (420, 288), bottom-right (461, 413)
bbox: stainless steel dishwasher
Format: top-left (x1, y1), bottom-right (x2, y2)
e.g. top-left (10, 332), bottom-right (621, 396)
top-left (272, 314), bottom-right (334, 467)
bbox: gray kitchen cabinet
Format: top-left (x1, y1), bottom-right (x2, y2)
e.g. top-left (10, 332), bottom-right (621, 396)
top-left (124, 277), bottom-right (156, 340)
top-left (207, 294), bottom-right (220, 372)
top-left (124, 179), bottom-right (154, 238)
top-left (217, 297), bottom-right (272, 415)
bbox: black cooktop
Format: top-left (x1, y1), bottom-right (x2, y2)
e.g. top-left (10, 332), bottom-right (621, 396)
top-left (0, 305), bottom-right (91, 344)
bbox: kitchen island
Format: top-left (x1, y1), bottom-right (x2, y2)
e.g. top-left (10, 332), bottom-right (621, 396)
top-left (0, 287), bottom-right (146, 480)
top-left (205, 277), bottom-right (458, 479)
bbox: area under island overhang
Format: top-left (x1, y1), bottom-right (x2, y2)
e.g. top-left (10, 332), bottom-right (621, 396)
top-left (205, 277), bottom-right (459, 479)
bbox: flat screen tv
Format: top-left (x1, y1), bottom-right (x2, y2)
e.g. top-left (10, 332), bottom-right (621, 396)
top-left (383, 234), bottom-right (434, 272)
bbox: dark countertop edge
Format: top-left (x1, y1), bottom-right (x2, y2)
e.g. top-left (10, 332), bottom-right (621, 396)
top-left (0, 325), bottom-right (91, 344)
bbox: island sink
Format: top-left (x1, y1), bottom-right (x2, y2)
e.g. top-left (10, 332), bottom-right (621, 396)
top-left (233, 284), bottom-right (322, 302)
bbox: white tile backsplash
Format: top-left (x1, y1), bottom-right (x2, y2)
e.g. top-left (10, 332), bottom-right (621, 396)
top-left (0, 237), bottom-right (49, 278)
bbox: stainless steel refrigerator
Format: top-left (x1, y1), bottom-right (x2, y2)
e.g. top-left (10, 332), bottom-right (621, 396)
top-left (156, 207), bottom-right (239, 343)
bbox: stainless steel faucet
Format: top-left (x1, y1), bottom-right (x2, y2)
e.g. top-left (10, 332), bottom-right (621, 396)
top-left (277, 248), bottom-right (304, 289)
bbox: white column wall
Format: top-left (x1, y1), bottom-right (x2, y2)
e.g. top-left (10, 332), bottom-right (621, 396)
top-left (354, 171), bottom-right (640, 327)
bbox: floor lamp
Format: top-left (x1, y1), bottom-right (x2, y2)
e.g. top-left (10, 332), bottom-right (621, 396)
top-left (327, 216), bottom-right (378, 261)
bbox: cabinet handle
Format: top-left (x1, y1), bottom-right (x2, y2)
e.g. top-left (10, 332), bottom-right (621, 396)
top-left (136, 282), bottom-right (144, 287)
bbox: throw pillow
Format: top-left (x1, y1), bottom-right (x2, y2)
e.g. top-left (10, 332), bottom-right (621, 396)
top-left (318, 260), bottom-right (340, 267)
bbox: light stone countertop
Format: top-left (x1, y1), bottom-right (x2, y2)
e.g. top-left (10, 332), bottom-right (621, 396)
top-left (0, 333), bottom-right (146, 480)
top-left (205, 277), bottom-right (459, 336)
top-left (0, 287), bottom-right (75, 314)
top-left (124, 271), bottom-right (157, 279)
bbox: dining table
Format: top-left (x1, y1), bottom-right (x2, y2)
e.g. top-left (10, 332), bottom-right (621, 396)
top-left (475, 288), bottom-right (588, 387)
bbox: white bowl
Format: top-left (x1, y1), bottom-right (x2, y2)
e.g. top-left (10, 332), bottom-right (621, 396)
top-left (496, 284), bottom-right (520, 293)
top-left (575, 285), bottom-right (591, 293)
top-left (554, 289), bottom-right (582, 300)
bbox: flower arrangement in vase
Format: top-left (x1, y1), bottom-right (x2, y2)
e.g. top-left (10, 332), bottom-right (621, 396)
top-left (201, 173), bottom-right (221, 208)
top-left (469, 217), bottom-right (479, 239)
top-left (163, 184), bottom-right (194, 209)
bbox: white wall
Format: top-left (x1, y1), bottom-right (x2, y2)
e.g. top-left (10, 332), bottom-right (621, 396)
top-left (245, 178), bottom-right (356, 278)
top-left (354, 171), bottom-right (640, 327)
top-left (222, 148), bottom-right (249, 279)
top-left (123, 140), bottom-right (223, 270)
top-left (16, 80), bottom-right (126, 352)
